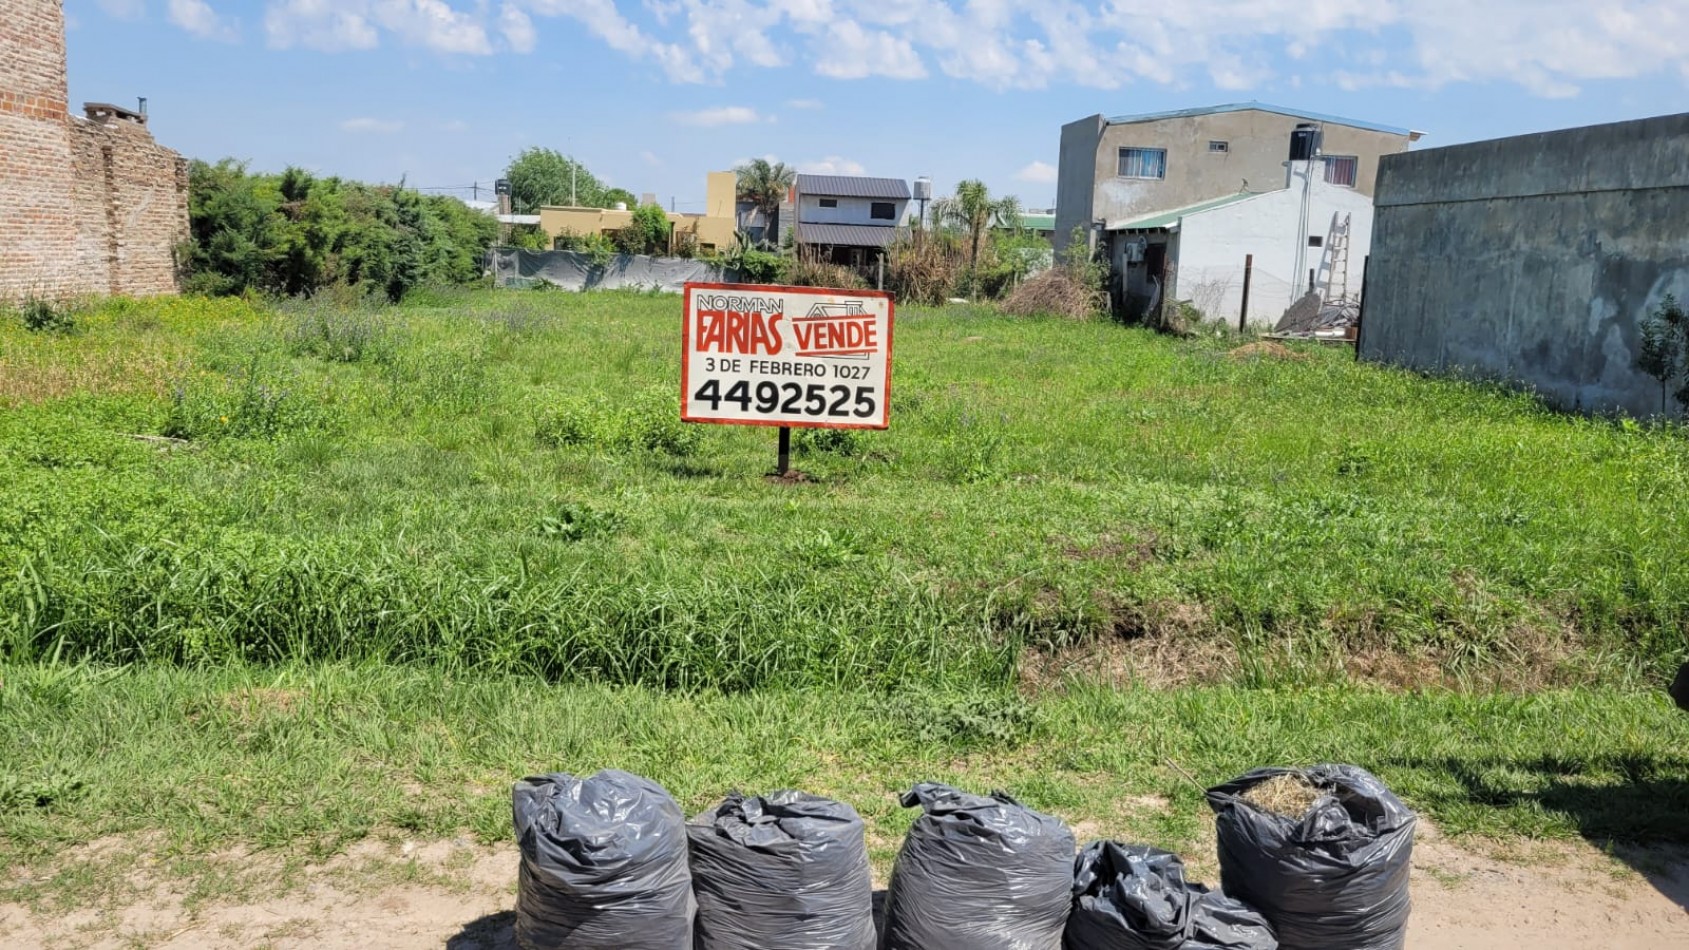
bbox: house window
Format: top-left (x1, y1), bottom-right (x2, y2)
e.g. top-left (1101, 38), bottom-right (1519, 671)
top-left (870, 201), bottom-right (896, 221)
top-left (1324, 155), bottom-right (1359, 187)
top-left (819, 198), bottom-right (839, 208)
top-left (1308, 236), bottom-right (1324, 248)
top-left (1208, 140), bottom-right (1229, 153)
top-left (1118, 147), bottom-right (1167, 180)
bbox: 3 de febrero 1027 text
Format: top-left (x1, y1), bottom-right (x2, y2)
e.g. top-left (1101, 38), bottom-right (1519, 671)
top-left (700, 358), bottom-right (874, 381)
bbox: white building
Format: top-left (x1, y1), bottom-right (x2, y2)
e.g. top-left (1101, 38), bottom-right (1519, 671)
top-left (1107, 137), bottom-right (1379, 326)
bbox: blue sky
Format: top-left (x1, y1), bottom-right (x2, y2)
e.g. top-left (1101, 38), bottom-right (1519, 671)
top-left (63, 1), bottom-right (1688, 214)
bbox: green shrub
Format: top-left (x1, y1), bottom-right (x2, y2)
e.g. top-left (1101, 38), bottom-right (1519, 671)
top-left (537, 501), bottom-right (627, 542)
top-left (615, 203), bottom-right (674, 256)
top-left (796, 427), bottom-right (866, 457)
top-left (181, 160), bottom-right (498, 300)
top-left (618, 385), bottom-right (700, 456)
top-left (536, 396), bottom-right (608, 448)
top-left (17, 295), bottom-right (77, 333)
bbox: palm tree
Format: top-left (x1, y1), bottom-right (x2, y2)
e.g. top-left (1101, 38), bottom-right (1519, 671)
top-left (932, 180), bottom-right (1021, 298)
top-left (734, 159), bottom-right (796, 248)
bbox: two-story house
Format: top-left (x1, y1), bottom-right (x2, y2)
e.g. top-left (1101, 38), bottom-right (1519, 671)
top-left (793, 174), bottom-right (911, 267)
top-left (1055, 103), bottom-right (1423, 323)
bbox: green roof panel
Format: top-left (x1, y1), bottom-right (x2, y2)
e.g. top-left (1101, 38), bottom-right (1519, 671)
top-left (1110, 192), bottom-right (1263, 231)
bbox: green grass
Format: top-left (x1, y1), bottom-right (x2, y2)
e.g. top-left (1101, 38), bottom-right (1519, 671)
top-left (2, 288), bottom-right (1687, 688)
top-left (1, 664), bottom-right (1685, 881)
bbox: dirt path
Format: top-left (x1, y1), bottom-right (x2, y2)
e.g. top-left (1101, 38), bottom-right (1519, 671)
top-left (2, 830), bottom-right (1684, 949)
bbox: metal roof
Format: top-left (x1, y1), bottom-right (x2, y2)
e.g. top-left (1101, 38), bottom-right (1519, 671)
top-left (1105, 101), bottom-right (1419, 139)
top-left (797, 222), bottom-right (902, 248)
top-left (1019, 212), bottom-right (1056, 231)
top-left (796, 174), bottom-right (911, 200)
top-left (1108, 192), bottom-right (1264, 231)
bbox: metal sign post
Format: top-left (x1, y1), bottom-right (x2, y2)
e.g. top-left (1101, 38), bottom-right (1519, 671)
top-left (777, 427), bottom-right (792, 476)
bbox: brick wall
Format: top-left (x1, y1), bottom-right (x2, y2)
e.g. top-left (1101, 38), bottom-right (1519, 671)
top-left (1, 0), bottom-right (189, 302)
top-left (0, 0), bottom-right (78, 300)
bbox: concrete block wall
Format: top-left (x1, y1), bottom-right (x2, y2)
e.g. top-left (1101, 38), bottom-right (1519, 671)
top-left (1, 0), bottom-right (189, 302)
top-left (1359, 113), bottom-right (1689, 417)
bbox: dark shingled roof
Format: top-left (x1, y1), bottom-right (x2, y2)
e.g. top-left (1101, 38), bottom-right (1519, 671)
top-left (796, 174), bottom-right (911, 200)
top-left (797, 222), bottom-right (902, 248)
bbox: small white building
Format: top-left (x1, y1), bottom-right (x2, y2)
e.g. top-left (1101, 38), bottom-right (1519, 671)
top-left (1108, 153), bottom-right (1375, 326)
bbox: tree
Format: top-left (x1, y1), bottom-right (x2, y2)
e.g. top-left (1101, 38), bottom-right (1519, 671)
top-left (734, 159), bottom-right (795, 248)
top-left (182, 161), bottom-right (495, 300)
top-left (932, 180), bottom-right (1021, 299)
top-left (603, 188), bottom-right (637, 210)
top-left (505, 147), bottom-right (606, 213)
top-left (1637, 293), bottom-right (1688, 417)
top-left (617, 202), bottom-right (673, 256)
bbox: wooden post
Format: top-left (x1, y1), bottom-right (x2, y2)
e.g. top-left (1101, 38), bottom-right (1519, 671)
top-left (877, 255), bottom-right (885, 291)
top-left (1239, 254), bottom-right (1253, 332)
top-left (777, 426), bottom-right (791, 476)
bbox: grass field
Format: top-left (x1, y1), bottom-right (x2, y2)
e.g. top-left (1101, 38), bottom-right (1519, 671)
top-left (2, 664), bottom-right (1685, 888)
top-left (2, 288), bottom-right (1685, 688)
top-left (3, 288), bottom-right (1689, 908)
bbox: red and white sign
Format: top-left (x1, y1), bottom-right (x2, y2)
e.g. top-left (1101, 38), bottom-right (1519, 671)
top-left (682, 283), bottom-right (895, 430)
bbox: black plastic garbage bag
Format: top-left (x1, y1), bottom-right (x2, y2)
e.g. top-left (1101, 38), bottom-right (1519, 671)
top-left (512, 770), bottom-right (695, 950)
top-left (880, 783), bottom-right (1076, 950)
top-left (1206, 765), bottom-right (1415, 950)
top-left (688, 790), bottom-right (876, 950)
top-left (1064, 841), bottom-right (1278, 950)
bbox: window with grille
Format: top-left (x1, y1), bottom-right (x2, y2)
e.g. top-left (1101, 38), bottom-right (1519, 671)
top-left (1208, 140), bottom-right (1229, 153)
top-left (1118, 147), bottom-right (1167, 180)
top-left (1324, 155), bottom-right (1359, 187)
top-left (819, 198), bottom-right (838, 208)
top-left (870, 202), bottom-right (896, 220)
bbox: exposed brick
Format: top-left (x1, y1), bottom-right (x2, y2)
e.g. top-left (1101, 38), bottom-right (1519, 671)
top-left (1, 0), bottom-right (188, 301)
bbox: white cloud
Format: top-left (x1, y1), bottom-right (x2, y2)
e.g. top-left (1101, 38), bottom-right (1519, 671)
top-left (672, 105), bottom-right (766, 125)
top-left (799, 155), bottom-right (866, 175)
top-left (523, 0), bottom-right (700, 80)
top-left (225, 1), bottom-right (1686, 98)
top-left (1015, 161), bottom-right (1057, 184)
top-left (499, 3), bottom-right (536, 53)
top-left (641, 150), bottom-right (665, 167)
top-left (167, 0), bottom-right (238, 41)
top-left (340, 117), bottom-right (405, 133)
top-left (266, 0), bottom-right (491, 55)
top-left (814, 20), bottom-right (926, 79)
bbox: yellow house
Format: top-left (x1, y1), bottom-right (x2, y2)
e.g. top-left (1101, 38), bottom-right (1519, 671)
top-left (538, 171), bottom-right (738, 255)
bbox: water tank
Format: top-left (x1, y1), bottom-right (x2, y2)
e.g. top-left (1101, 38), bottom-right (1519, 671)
top-left (912, 177), bottom-right (933, 201)
top-left (614, 202), bottom-right (628, 212)
top-left (1288, 123), bottom-right (1322, 162)
top-left (495, 178), bottom-right (511, 196)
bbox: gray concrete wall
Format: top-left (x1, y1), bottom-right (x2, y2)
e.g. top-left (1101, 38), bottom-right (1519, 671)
top-left (1054, 114), bottom-right (1103, 255)
top-left (1360, 113), bottom-right (1689, 417)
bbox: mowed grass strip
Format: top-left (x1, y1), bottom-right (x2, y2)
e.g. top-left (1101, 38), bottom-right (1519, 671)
top-left (1, 288), bottom-right (1686, 687)
top-left (1, 665), bottom-right (1685, 880)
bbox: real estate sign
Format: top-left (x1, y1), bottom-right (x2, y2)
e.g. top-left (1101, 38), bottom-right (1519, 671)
top-left (682, 283), bottom-right (894, 430)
